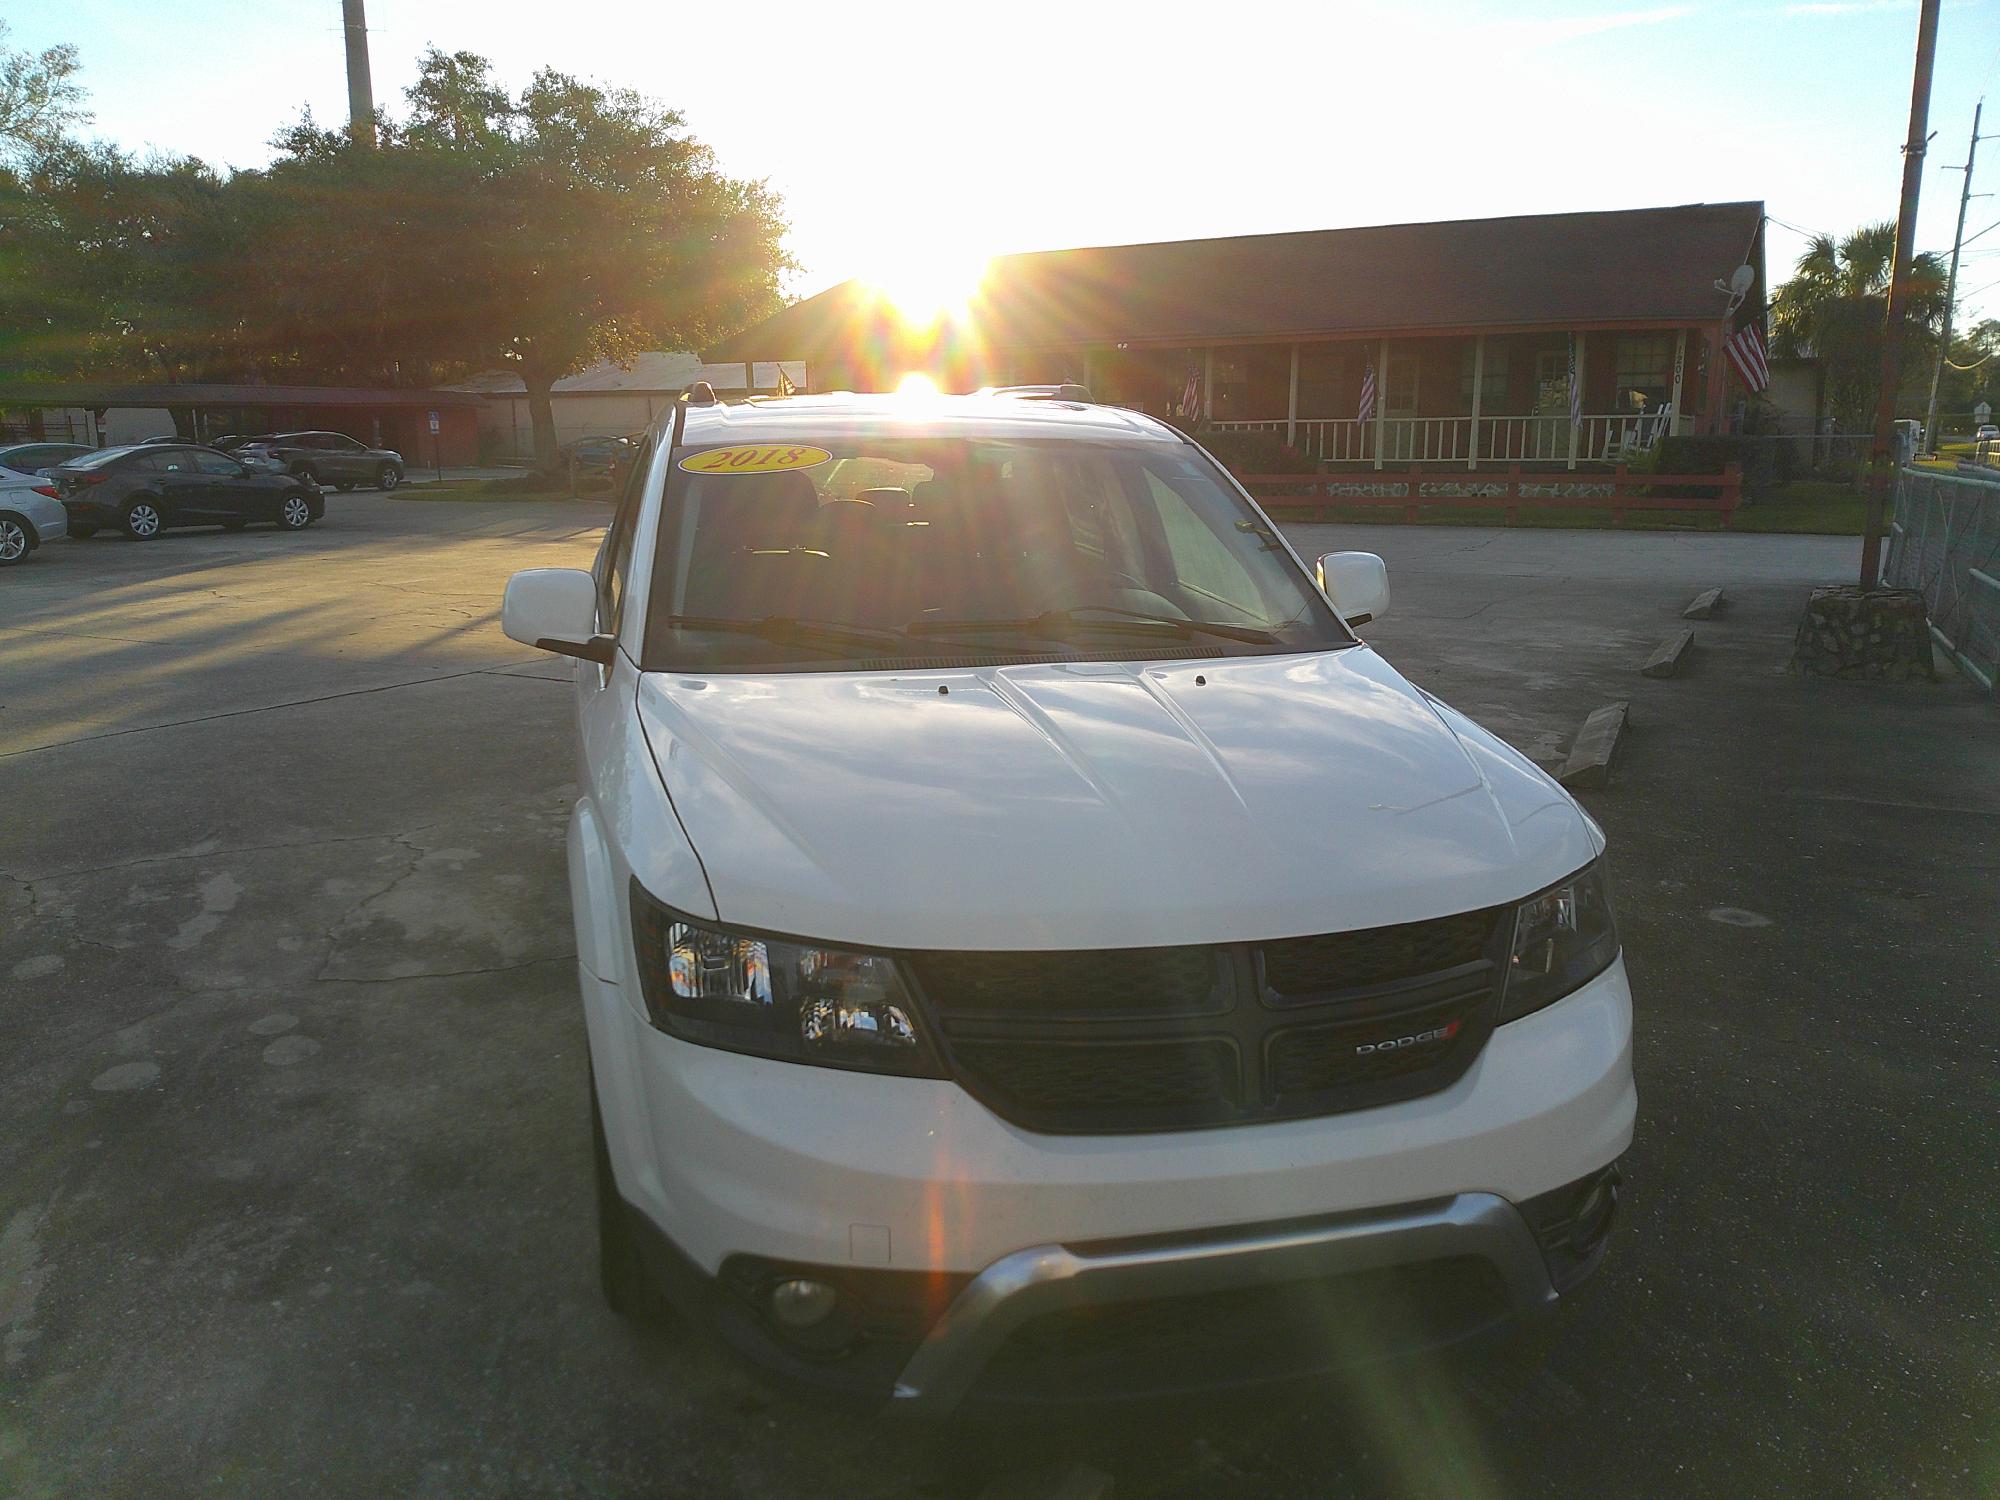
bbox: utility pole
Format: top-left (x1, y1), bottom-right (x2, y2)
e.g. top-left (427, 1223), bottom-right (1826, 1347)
top-left (1860, 0), bottom-right (1941, 587)
top-left (1921, 101), bottom-right (1990, 456)
top-left (341, 0), bottom-right (375, 147)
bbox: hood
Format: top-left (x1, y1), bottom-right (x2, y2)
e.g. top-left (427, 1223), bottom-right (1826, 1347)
top-left (636, 648), bottom-right (1594, 951)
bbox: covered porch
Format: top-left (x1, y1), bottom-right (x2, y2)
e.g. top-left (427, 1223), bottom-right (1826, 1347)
top-left (1061, 327), bottom-right (1713, 469)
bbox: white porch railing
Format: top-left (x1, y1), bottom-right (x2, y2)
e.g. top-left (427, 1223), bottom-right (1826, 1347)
top-left (1214, 405), bottom-right (1682, 469)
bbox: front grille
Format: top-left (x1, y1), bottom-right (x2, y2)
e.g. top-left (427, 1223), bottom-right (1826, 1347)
top-left (906, 946), bottom-right (1219, 1019)
top-left (1267, 987), bottom-right (1488, 1098)
top-left (950, 1039), bottom-right (1236, 1117)
top-left (1262, 910), bottom-right (1496, 997)
top-left (910, 908), bottom-right (1509, 1134)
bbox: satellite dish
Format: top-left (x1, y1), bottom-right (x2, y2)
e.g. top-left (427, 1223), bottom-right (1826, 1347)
top-left (1713, 264), bottom-right (1756, 314)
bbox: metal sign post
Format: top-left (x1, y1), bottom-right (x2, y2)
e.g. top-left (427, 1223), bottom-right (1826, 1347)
top-left (427, 409), bottom-right (441, 481)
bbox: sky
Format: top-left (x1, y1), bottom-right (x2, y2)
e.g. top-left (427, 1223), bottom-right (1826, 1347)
top-left (10, 0), bottom-right (2000, 325)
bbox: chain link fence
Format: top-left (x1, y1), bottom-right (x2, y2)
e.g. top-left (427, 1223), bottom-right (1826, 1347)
top-left (1884, 467), bottom-right (2000, 695)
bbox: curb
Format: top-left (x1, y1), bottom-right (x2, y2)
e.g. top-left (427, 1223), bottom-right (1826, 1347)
top-left (1642, 627), bottom-right (1696, 678)
top-left (1683, 587), bottom-right (1725, 620)
top-left (1558, 701), bottom-right (1630, 789)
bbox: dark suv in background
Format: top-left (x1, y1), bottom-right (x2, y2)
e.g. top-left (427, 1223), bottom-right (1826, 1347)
top-left (52, 445), bottom-right (323, 539)
top-left (238, 432), bottom-right (405, 491)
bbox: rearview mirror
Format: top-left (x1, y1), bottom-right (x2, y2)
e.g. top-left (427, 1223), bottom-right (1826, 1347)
top-left (1315, 551), bottom-right (1389, 626)
top-left (502, 567), bottom-right (614, 664)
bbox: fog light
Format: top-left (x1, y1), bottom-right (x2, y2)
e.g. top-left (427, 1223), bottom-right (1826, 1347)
top-left (769, 1277), bottom-right (839, 1329)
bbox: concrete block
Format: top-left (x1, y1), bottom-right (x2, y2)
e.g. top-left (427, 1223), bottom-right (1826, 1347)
top-left (1642, 627), bottom-right (1695, 678)
top-left (1683, 587), bottom-right (1725, 620)
top-left (1557, 701), bottom-right (1629, 789)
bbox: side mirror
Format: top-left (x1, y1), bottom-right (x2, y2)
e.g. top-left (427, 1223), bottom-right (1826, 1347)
top-left (1315, 551), bottom-right (1390, 626)
top-left (503, 567), bottom-right (615, 664)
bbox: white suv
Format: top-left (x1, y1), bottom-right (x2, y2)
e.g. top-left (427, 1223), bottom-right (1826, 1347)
top-left (502, 392), bottom-right (1634, 1414)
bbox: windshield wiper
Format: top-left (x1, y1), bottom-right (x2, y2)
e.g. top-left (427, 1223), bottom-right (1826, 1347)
top-left (659, 614), bottom-right (909, 655)
top-left (909, 607), bottom-right (1279, 645)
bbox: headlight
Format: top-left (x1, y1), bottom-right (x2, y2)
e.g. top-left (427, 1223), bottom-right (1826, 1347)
top-left (629, 881), bottom-right (944, 1076)
top-left (1499, 862), bottom-right (1619, 1021)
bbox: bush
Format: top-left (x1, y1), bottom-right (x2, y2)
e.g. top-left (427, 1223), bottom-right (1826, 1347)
top-left (1193, 427), bottom-right (1318, 475)
top-left (1656, 434), bottom-right (1775, 492)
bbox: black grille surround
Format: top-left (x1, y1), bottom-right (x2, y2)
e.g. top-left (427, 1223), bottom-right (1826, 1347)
top-left (903, 908), bottom-right (1514, 1135)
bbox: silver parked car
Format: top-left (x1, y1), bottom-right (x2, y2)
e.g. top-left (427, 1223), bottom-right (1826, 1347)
top-left (0, 468), bottom-right (70, 565)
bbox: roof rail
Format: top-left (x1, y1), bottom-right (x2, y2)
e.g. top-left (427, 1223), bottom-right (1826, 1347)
top-left (976, 383), bottom-right (1094, 403)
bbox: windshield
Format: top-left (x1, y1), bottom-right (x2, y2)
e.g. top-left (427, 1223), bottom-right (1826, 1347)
top-left (643, 436), bottom-right (1350, 671)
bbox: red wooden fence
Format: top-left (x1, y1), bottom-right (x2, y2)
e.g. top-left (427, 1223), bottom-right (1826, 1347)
top-left (1237, 463), bottom-right (1743, 527)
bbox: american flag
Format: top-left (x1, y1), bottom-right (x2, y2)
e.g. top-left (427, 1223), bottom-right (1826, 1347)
top-left (1567, 334), bottom-right (1582, 428)
top-left (1724, 323), bottom-right (1770, 392)
top-left (1177, 365), bottom-right (1202, 423)
top-left (777, 366), bottom-right (799, 397)
top-left (1357, 358), bottom-right (1377, 424)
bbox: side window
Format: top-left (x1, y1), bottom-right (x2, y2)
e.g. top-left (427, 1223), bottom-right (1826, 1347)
top-left (153, 450), bottom-right (196, 474)
top-left (194, 451), bottom-right (242, 476)
top-left (596, 436), bottom-right (653, 633)
top-left (337, 435), bottom-right (366, 452)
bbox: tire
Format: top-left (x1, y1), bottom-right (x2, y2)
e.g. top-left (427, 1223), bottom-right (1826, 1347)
top-left (334, 481), bottom-right (355, 493)
top-left (69, 524), bottom-right (97, 539)
top-left (123, 500), bottom-right (163, 540)
top-left (377, 464), bottom-right (401, 492)
top-left (278, 493), bottom-right (314, 531)
top-left (0, 513), bottom-right (31, 565)
top-left (592, 1073), bottom-right (670, 1325)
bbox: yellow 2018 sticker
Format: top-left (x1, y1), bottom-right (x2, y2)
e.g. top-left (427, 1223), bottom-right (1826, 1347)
top-left (679, 444), bottom-right (831, 475)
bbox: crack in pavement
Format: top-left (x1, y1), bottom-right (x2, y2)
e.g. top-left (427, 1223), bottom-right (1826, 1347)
top-left (0, 661), bottom-right (550, 760)
top-left (311, 953), bottom-right (575, 985)
top-left (3, 827), bottom-right (440, 885)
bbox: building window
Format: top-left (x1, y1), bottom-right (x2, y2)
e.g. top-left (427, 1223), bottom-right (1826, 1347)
top-left (1385, 350), bottom-right (1419, 415)
top-left (1614, 334), bottom-right (1675, 412)
top-left (1534, 349), bottom-right (1569, 416)
top-left (1458, 343), bottom-right (1509, 410)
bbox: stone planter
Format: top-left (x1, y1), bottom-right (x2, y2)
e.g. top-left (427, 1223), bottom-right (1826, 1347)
top-left (1789, 586), bottom-right (1934, 681)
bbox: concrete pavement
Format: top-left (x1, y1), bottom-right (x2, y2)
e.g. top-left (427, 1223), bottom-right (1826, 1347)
top-left (2, 498), bottom-right (1995, 1498)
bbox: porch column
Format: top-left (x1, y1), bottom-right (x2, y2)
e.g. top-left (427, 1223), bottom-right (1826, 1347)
top-left (1203, 347), bottom-right (1215, 421)
top-left (1374, 338), bottom-right (1388, 471)
top-left (1466, 334), bottom-right (1486, 470)
top-left (1703, 322), bottom-right (1729, 434)
top-left (1567, 332), bottom-right (1587, 469)
top-left (1669, 329), bottom-right (1687, 435)
top-left (744, 361), bottom-right (755, 395)
top-left (1286, 343), bottom-right (1299, 447)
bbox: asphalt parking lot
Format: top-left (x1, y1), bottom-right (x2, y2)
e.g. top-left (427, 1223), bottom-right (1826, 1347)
top-left (3, 495), bottom-right (1996, 1498)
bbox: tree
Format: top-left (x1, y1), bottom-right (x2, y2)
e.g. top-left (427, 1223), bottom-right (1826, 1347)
top-left (0, 20), bottom-right (90, 168)
top-left (264, 51), bottom-right (793, 467)
top-left (1769, 221), bottom-right (1947, 431)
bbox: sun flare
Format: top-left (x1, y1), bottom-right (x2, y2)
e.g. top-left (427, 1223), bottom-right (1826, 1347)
top-left (868, 251), bottom-right (990, 324)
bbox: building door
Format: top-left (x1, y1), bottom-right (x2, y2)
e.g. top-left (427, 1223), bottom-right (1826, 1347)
top-left (1383, 348), bottom-right (1420, 459)
top-left (1533, 349), bottom-right (1570, 459)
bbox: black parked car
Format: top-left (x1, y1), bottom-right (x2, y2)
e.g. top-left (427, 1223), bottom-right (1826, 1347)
top-left (0, 441), bottom-right (95, 478)
top-left (135, 434), bottom-right (286, 473)
top-left (237, 431), bottom-right (405, 491)
top-left (51, 445), bottom-right (324, 539)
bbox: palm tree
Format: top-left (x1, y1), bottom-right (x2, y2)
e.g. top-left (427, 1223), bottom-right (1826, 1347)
top-left (1769, 221), bottom-right (1947, 431)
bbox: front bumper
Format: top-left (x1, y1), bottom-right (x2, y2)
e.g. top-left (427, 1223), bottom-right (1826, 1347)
top-left (586, 952), bottom-right (1634, 1411)
top-left (891, 1189), bottom-right (1572, 1412)
top-left (623, 1173), bottom-right (1618, 1416)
